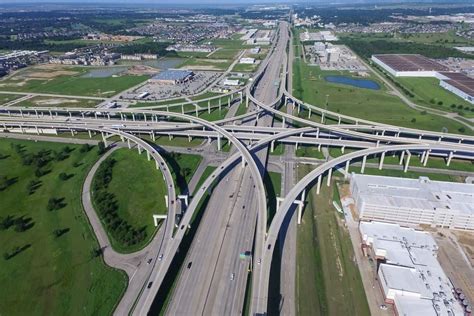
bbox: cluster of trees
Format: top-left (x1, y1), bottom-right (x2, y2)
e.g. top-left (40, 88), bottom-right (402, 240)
top-left (0, 175), bottom-right (17, 191)
top-left (342, 38), bottom-right (472, 60)
top-left (12, 145), bottom-right (73, 179)
top-left (3, 244), bottom-right (30, 261)
top-left (47, 197), bottom-right (66, 211)
top-left (53, 228), bottom-right (70, 238)
top-left (113, 41), bottom-right (169, 56)
top-left (93, 158), bottom-right (147, 247)
top-left (0, 215), bottom-right (33, 232)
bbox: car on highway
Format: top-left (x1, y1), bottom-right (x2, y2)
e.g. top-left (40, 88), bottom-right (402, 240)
top-left (230, 273), bottom-right (235, 281)
top-left (147, 282), bottom-right (153, 289)
top-left (187, 262), bottom-right (192, 269)
top-left (257, 259), bottom-right (261, 265)
top-left (147, 258), bottom-right (152, 264)
top-left (158, 254), bottom-right (163, 261)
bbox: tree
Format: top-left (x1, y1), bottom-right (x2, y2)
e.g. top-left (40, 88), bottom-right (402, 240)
top-left (411, 118), bottom-right (416, 123)
top-left (58, 173), bottom-right (69, 181)
top-left (97, 141), bottom-right (106, 155)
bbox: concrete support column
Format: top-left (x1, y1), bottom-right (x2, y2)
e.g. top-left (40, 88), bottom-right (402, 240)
top-left (447, 152), bottom-right (454, 166)
top-left (297, 103), bottom-right (301, 114)
top-left (321, 112), bottom-right (325, 123)
top-left (338, 116), bottom-right (341, 124)
top-left (316, 128), bottom-right (320, 138)
top-left (188, 135), bottom-right (192, 142)
top-left (246, 94), bottom-right (249, 108)
top-left (217, 135), bottom-right (221, 151)
top-left (404, 152), bottom-right (411, 173)
top-left (423, 150), bottom-right (430, 167)
top-left (146, 151), bottom-right (150, 161)
top-left (308, 108), bottom-right (312, 118)
top-left (295, 142), bottom-right (299, 151)
top-left (88, 130), bottom-right (92, 138)
top-left (297, 201), bottom-right (304, 225)
top-left (137, 145), bottom-right (142, 155)
top-left (379, 151), bottom-right (386, 170)
top-left (155, 160), bottom-right (160, 170)
top-left (168, 134), bottom-right (173, 141)
top-left (120, 135), bottom-right (125, 142)
top-left (227, 98), bottom-right (230, 108)
top-left (151, 132), bottom-right (155, 141)
top-left (35, 126), bottom-right (40, 135)
top-left (399, 151), bottom-right (405, 165)
top-left (327, 168), bottom-right (332, 186)
top-left (132, 113), bottom-right (135, 121)
top-left (241, 156), bottom-right (246, 169)
top-left (127, 139), bottom-right (131, 149)
top-left (49, 110), bottom-right (52, 118)
top-left (282, 117), bottom-right (286, 128)
top-left (316, 175), bottom-right (322, 195)
top-left (94, 112), bottom-right (98, 119)
top-left (345, 160), bottom-right (350, 179)
top-left (101, 132), bottom-right (107, 147)
top-left (20, 109), bottom-right (23, 118)
top-left (208, 100), bottom-right (211, 113)
top-left (195, 107), bottom-right (198, 116)
top-left (270, 140), bottom-right (275, 153)
top-left (318, 144), bottom-right (321, 152)
top-left (361, 155), bottom-right (367, 174)
top-left (120, 113), bottom-right (123, 120)
top-left (70, 129), bottom-right (74, 136)
top-left (420, 150), bottom-right (426, 163)
top-left (35, 110), bottom-right (38, 118)
top-left (341, 146), bottom-right (345, 154)
top-left (107, 113), bottom-right (110, 120)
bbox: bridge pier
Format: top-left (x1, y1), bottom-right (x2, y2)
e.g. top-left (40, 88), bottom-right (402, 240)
top-left (399, 151), bottom-right (405, 165)
top-left (151, 132), bottom-right (155, 141)
top-left (181, 105), bottom-right (184, 115)
top-left (155, 160), bottom-right (160, 170)
top-left (308, 108), bottom-right (311, 118)
top-left (137, 145), bottom-right (142, 155)
top-left (341, 146), bottom-right (345, 154)
top-left (404, 151), bottom-right (411, 173)
top-left (327, 168), bottom-right (332, 186)
top-left (447, 152), bottom-right (454, 166)
top-left (316, 128), bottom-right (320, 138)
top-left (101, 132), bottom-right (108, 147)
top-left (188, 135), bottom-right (192, 142)
top-left (147, 151), bottom-right (150, 161)
top-left (208, 100), bottom-right (211, 113)
top-left (168, 134), bottom-right (173, 141)
top-left (423, 150), bottom-right (430, 166)
top-left (270, 140), bottom-right (275, 153)
top-left (316, 175), bottom-right (322, 195)
top-left (35, 126), bottom-right (40, 135)
top-left (195, 107), bottom-right (199, 116)
top-left (127, 139), bottom-right (131, 149)
top-left (420, 150), bottom-right (426, 163)
top-left (321, 112), bottom-right (325, 123)
top-left (282, 117), bottom-right (286, 128)
top-left (361, 155), bottom-right (367, 174)
top-left (228, 97), bottom-right (230, 108)
top-left (345, 160), bottom-right (350, 179)
top-left (318, 144), bottom-right (321, 152)
top-left (379, 151), bottom-right (386, 170)
top-left (338, 116), bottom-right (341, 124)
top-left (217, 135), bottom-right (221, 151)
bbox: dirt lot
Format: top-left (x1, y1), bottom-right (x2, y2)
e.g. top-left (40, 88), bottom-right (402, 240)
top-left (434, 229), bottom-right (474, 304)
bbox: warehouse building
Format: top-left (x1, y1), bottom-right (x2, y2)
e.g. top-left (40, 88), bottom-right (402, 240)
top-left (149, 70), bottom-right (194, 85)
top-left (371, 54), bottom-right (450, 77)
top-left (359, 221), bottom-right (465, 316)
top-left (371, 54), bottom-right (474, 104)
top-left (350, 174), bottom-right (474, 231)
top-left (438, 72), bottom-right (474, 104)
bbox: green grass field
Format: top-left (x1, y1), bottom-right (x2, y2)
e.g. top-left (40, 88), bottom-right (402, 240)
top-left (0, 94), bottom-right (21, 105)
top-left (296, 165), bottom-right (370, 316)
top-left (1, 72), bottom-right (148, 97)
top-left (395, 76), bottom-right (474, 117)
top-left (232, 63), bottom-right (258, 73)
top-left (13, 96), bottom-right (100, 108)
top-left (296, 144), bottom-right (325, 159)
top-left (349, 166), bottom-right (464, 182)
top-left (0, 139), bottom-right (126, 315)
top-left (208, 48), bottom-right (242, 60)
top-left (93, 148), bottom-right (167, 253)
top-left (292, 51), bottom-right (472, 135)
top-left (179, 58), bottom-right (231, 71)
top-left (265, 171), bottom-right (282, 226)
top-left (198, 107), bottom-right (229, 121)
top-left (161, 152), bottom-right (203, 195)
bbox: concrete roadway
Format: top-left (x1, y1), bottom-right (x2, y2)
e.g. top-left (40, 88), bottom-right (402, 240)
top-left (165, 21), bottom-right (288, 316)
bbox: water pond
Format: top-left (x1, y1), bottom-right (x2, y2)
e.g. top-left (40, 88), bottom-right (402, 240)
top-left (324, 75), bottom-right (381, 90)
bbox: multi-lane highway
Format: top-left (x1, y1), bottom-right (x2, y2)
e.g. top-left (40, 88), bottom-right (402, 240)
top-left (1, 17), bottom-right (473, 316)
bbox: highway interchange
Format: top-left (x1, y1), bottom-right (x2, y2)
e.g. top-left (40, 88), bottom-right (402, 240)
top-left (1, 20), bottom-right (474, 316)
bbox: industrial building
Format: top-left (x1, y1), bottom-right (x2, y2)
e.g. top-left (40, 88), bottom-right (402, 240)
top-left (371, 54), bottom-right (474, 104)
top-left (438, 72), bottom-right (474, 104)
top-left (149, 70), bottom-right (194, 85)
top-left (350, 174), bottom-right (474, 231)
top-left (239, 57), bottom-right (256, 64)
top-left (359, 221), bottom-right (465, 316)
top-left (371, 54), bottom-right (450, 77)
